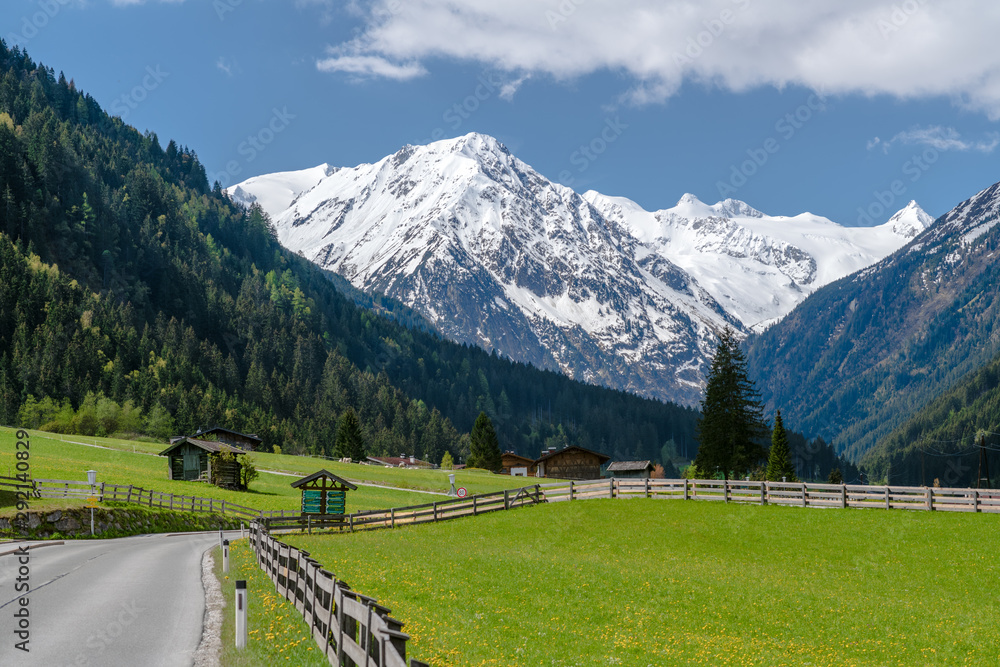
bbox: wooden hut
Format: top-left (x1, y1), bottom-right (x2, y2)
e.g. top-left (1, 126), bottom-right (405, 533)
top-left (501, 452), bottom-right (537, 477)
top-left (159, 438), bottom-right (248, 487)
top-left (606, 460), bottom-right (655, 479)
top-left (535, 446), bottom-right (611, 480)
top-left (290, 470), bottom-right (358, 516)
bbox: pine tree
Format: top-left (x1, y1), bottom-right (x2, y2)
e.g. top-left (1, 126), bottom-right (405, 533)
top-left (334, 408), bottom-right (365, 462)
top-left (694, 327), bottom-right (768, 479)
top-left (765, 410), bottom-right (797, 482)
top-left (467, 411), bottom-right (502, 471)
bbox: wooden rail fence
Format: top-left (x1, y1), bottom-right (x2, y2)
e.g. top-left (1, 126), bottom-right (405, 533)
top-left (263, 485), bottom-right (543, 533)
top-left (539, 478), bottom-right (1000, 513)
top-left (27, 478), bottom-right (299, 520)
top-left (249, 520), bottom-right (429, 667)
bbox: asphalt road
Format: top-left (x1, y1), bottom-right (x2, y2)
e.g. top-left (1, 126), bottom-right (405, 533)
top-left (0, 530), bottom-right (240, 666)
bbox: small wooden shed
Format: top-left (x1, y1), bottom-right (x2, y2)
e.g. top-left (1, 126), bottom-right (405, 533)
top-left (607, 460), bottom-right (656, 479)
top-left (159, 437), bottom-right (248, 486)
top-left (535, 445), bottom-right (611, 480)
top-left (290, 470), bottom-right (358, 516)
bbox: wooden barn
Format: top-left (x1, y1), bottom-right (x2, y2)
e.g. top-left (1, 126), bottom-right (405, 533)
top-left (159, 437), bottom-right (248, 487)
top-left (501, 452), bottom-right (537, 477)
top-left (606, 460), bottom-right (656, 479)
top-left (535, 446), bottom-right (610, 480)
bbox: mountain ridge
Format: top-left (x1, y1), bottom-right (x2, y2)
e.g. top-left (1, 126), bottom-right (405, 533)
top-left (230, 132), bottom-right (930, 405)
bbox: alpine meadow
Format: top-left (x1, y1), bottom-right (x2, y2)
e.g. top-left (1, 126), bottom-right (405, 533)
top-left (2, 2), bottom-right (1000, 666)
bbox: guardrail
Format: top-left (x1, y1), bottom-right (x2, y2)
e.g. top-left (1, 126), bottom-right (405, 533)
top-left (249, 520), bottom-right (429, 667)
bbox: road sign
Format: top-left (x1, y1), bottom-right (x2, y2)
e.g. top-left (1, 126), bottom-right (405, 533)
top-left (457, 487), bottom-right (467, 498)
top-left (87, 496), bottom-right (99, 509)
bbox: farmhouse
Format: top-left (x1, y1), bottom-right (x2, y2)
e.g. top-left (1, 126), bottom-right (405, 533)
top-left (501, 452), bottom-right (537, 477)
top-left (159, 437), bottom-right (248, 487)
top-left (606, 460), bottom-right (656, 479)
top-left (535, 445), bottom-right (610, 480)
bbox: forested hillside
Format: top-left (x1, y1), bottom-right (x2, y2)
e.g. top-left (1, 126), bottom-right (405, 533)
top-left (862, 349), bottom-right (1000, 487)
top-left (745, 181), bottom-right (1000, 462)
top-left (0, 43), bottom-right (697, 464)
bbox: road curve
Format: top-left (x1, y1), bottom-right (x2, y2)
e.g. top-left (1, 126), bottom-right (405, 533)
top-left (0, 530), bottom-right (240, 666)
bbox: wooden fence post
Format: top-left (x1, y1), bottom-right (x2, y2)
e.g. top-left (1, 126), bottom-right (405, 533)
top-left (760, 482), bottom-right (765, 506)
top-left (724, 480), bottom-right (729, 503)
top-left (840, 484), bottom-right (847, 509)
top-left (127, 485), bottom-right (133, 503)
top-left (645, 477), bottom-right (650, 498)
top-left (504, 489), bottom-right (510, 510)
top-left (391, 507), bottom-right (395, 528)
top-left (609, 478), bottom-right (615, 500)
top-left (569, 480), bottom-right (575, 501)
top-left (473, 496), bottom-right (478, 516)
top-left (433, 502), bottom-right (438, 522)
top-left (974, 490), bottom-right (980, 513)
top-left (684, 479), bottom-right (689, 501)
top-left (884, 486), bottom-right (891, 510)
top-left (801, 483), bottom-right (807, 507)
top-left (925, 487), bottom-right (933, 511)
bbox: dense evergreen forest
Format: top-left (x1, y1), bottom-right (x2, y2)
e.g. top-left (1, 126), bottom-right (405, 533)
top-left (862, 348), bottom-right (1000, 487)
top-left (0, 42), bottom-right (700, 465)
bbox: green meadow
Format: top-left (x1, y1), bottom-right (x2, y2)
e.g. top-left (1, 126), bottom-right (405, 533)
top-left (286, 498), bottom-right (1000, 666)
top-left (0, 426), bottom-right (529, 516)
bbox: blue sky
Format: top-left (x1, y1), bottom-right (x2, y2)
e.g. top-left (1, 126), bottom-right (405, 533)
top-left (3, 0), bottom-right (998, 224)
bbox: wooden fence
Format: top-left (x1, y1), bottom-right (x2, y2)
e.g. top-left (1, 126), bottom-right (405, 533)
top-left (28, 478), bottom-right (299, 520)
top-left (263, 485), bottom-right (543, 533)
top-left (249, 520), bottom-right (429, 667)
top-left (539, 478), bottom-right (1000, 513)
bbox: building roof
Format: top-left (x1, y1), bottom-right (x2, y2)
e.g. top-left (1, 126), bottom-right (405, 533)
top-left (367, 456), bottom-right (433, 467)
top-left (535, 445), bottom-right (611, 464)
top-left (192, 425), bottom-right (263, 443)
top-left (158, 437), bottom-right (248, 457)
top-left (606, 460), bottom-right (655, 472)
top-left (501, 452), bottom-right (536, 465)
top-left (289, 469), bottom-right (358, 490)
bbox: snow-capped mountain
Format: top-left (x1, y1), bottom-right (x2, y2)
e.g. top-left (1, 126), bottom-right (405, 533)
top-left (228, 133), bottom-right (929, 405)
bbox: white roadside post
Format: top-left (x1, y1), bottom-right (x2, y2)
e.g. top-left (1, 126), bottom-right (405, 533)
top-left (86, 469), bottom-right (97, 536)
top-left (236, 580), bottom-right (248, 648)
top-left (223, 539), bottom-right (230, 574)
top-left (219, 528), bottom-right (224, 551)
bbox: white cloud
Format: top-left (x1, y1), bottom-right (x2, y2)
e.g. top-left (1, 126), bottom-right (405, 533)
top-left (323, 0), bottom-right (1000, 118)
top-left (871, 126), bottom-right (1000, 153)
top-left (216, 56), bottom-right (239, 77)
top-left (316, 53), bottom-right (427, 81)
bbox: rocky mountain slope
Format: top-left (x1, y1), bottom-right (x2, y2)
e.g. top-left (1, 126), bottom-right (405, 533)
top-left (230, 133), bottom-right (928, 405)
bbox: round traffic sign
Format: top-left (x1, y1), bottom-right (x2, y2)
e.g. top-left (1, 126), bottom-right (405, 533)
top-left (457, 487), bottom-right (467, 498)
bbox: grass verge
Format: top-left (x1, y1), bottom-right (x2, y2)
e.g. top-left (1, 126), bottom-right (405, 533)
top-left (285, 498), bottom-right (1000, 666)
top-left (214, 539), bottom-right (329, 666)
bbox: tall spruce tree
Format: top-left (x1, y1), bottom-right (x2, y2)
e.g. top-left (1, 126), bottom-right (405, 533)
top-left (694, 327), bottom-right (769, 479)
top-left (334, 408), bottom-right (366, 462)
top-left (467, 411), bottom-right (502, 471)
top-left (765, 410), bottom-right (797, 482)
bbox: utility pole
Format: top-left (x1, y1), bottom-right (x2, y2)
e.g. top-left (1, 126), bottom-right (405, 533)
top-left (977, 436), bottom-right (991, 489)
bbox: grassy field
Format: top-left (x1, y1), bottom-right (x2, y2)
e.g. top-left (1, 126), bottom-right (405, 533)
top-left (285, 498), bottom-right (1000, 666)
top-left (214, 539), bottom-right (329, 666)
top-left (0, 427), bottom-right (497, 516)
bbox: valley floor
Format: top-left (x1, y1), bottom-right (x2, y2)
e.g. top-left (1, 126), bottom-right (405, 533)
top-left (286, 498), bottom-right (1000, 666)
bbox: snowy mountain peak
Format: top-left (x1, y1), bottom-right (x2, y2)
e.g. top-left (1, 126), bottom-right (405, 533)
top-left (228, 133), bottom-right (924, 405)
top-left (884, 200), bottom-right (934, 239)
